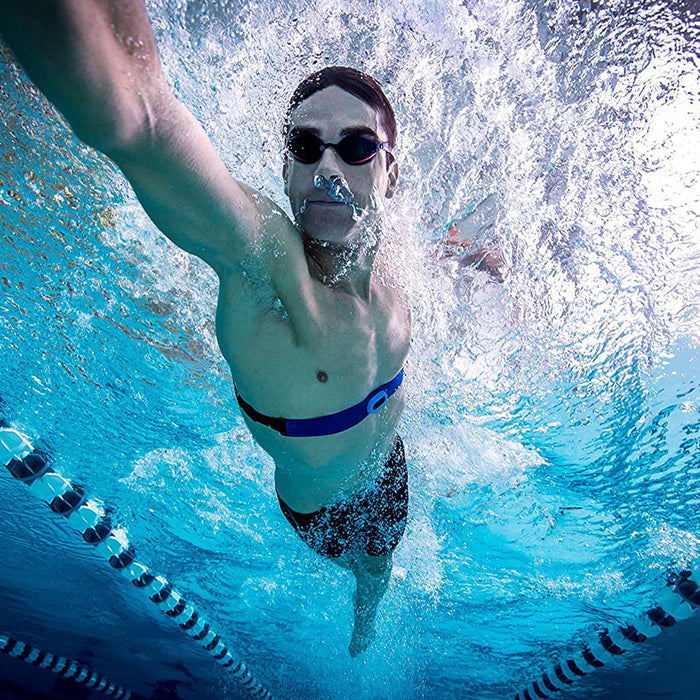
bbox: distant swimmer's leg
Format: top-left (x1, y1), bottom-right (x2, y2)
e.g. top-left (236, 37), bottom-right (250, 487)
top-left (345, 552), bottom-right (392, 658)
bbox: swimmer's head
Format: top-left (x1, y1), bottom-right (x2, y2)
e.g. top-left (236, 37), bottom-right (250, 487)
top-left (283, 67), bottom-right (397, 156)
top-left (282, 67), bottom-right (399, 246)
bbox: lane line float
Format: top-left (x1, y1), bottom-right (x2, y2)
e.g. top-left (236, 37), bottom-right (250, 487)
top-left (0, 632), bottom-right (132, 699)
top-left (0, 420), bottom-right (273, 700)
top-left (515, 570), bottom-right (700, 698)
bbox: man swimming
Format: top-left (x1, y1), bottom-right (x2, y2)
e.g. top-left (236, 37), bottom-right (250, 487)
top-left (0, 0), bottom-right (410, 656)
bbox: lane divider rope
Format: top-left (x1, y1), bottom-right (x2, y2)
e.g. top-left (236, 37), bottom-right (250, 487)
top-left (0, 632), bottom-right (132, 699)
top-left (515, 569), bottom-right (700, 699)
top-left (0, 421), bottom-right (273, 700)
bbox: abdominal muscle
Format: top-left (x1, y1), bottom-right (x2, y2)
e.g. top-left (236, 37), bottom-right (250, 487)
top-left (247, 388), bottom-right (405, 513)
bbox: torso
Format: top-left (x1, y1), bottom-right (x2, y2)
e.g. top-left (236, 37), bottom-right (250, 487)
top-left (214, 204), bottom-right (411, 513)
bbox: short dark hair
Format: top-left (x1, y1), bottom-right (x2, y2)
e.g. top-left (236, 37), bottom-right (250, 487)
top-left (283, 66), bottom-right (397, 150)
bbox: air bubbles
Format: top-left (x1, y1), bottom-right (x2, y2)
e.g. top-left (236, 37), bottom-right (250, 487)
top-left (313, 173), bottom-right (354, 205)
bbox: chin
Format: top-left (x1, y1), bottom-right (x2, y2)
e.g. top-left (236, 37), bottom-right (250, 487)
top-left (297, 210), bottom-right (358, 244)
top-left (303, 228), bottom-right (360, 247)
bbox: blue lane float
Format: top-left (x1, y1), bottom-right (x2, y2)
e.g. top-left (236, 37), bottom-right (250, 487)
top-left (0, 632), bottom-right (132, 699)
top-left (515, 570), bottom-right (700, 699)
top-left (0, 421), bottom-right (274, 700)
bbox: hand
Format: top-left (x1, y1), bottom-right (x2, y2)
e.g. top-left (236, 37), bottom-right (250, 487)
top-left (441, 224), bottom-right (504, 282)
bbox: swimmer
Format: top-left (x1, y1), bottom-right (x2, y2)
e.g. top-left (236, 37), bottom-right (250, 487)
top-left (0, 1), bottom-right (409, 657)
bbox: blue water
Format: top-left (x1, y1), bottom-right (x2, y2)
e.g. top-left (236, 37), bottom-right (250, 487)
top-left (1, 0), bottom-right (699, 698)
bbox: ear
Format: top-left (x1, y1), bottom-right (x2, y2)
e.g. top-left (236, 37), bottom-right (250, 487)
top-left (282, 157), bottom-right (289, 197)
top-left (384, 158), bottom-right (399, 199)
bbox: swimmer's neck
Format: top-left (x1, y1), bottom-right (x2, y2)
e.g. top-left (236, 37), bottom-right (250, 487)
top-left (303, 234), bottom-right (379, 300)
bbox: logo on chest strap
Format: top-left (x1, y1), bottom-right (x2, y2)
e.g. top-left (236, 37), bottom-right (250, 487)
top-left (367, 390), bottom-right (389, 414)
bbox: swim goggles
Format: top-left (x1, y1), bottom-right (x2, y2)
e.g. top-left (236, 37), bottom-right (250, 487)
top-left (286, 130), bottom-right (392, 165)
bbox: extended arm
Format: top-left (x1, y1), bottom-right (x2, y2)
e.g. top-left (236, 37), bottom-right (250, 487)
top-left (0, 0), bottom-right (262, 273)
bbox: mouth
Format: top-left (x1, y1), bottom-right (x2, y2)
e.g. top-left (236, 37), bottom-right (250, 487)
top-left (297, 198), bottom-right (351, 216)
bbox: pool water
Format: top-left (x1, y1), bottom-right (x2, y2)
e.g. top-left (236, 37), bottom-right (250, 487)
top-left (0, 0), bottom-right (698, 698)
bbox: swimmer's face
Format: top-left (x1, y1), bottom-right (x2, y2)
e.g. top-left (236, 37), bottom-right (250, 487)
top-left (283, 86), bottom-right (398, 245)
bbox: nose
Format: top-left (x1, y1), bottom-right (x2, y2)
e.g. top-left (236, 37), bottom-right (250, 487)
top-left (314, 146), bottom-right (344, 180)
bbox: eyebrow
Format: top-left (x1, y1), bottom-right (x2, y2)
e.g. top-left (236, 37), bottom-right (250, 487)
top-left (289, 125), bottom-right (381, 139)
top-left (290, 125), bottom-right (321, 136)
top-left (339, 125), bottom-right (380, 138)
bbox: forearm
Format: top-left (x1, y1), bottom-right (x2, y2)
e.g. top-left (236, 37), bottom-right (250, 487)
top-left (0, 0), bottom-right (169, 151)
top-left (1, 0), bottom-right (261, 271)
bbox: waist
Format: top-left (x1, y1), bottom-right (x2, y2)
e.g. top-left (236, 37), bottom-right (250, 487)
top-left (277, 435), bottom-right (405, 517)
top-left (234, 368), bottom-right (405, 438)
top-left (272, 429), bottom-right (402, 512)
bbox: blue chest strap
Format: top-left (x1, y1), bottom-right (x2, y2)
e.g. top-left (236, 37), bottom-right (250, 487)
top-left (235, 368), bottom-right (404, 438)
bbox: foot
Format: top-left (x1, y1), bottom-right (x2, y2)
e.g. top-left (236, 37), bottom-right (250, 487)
top-left (346, 553), bottom-right (392, 657)
top-left (349, 612), bottom-right (376, 658)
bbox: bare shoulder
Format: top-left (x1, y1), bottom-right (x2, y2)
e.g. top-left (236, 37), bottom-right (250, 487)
top-left (215, 189), bottom-right (309, 305)
top-left (214, 191), bottom-right (314, 364)
top-left (216, 187), bottom-right (305, 275)
top-left (372, 275), bottom-right (412, 358)
top-left (373, 263), bottom-right (411, 318)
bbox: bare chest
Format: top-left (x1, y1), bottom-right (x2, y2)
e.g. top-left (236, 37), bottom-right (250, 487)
top-left (216, 272), bottom-right (410, 420)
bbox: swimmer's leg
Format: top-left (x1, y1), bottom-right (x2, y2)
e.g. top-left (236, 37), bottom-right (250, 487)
top-left (336, 552), bottom-right (392, 657)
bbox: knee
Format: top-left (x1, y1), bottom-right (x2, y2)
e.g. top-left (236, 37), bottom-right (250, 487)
top-left (353, 552), bottom-right (392, 576)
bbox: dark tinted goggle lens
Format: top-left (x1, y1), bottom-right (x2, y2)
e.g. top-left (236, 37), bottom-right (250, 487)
top-left (287, 133), bottom-right (385, 165)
